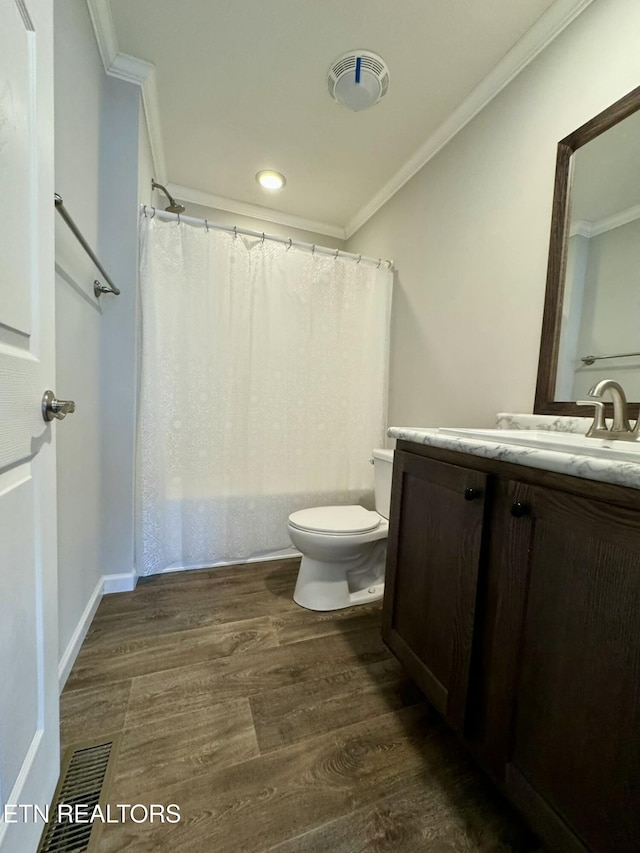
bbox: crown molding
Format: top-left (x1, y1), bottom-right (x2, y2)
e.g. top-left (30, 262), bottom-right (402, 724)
top-left (569, 219), bottom-right (593, 238)
top-left (590, 203), bottom-right (640, 237)
top-left (108, 51), bottom-right (152, 86)
top-left (570, 203), bottom-right (640, 239)
top-left (85, 0), bottom-right (167, 181)
top-left (345, 0), bottom-right (595, 238)
top-left (85, 0), bottom-right (118, 68)
top-left (166, 184), bottom-right (346, 240)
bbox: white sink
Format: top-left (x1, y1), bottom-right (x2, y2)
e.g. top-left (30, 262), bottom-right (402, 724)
top-left (437, 427), bottom-right (640, 463)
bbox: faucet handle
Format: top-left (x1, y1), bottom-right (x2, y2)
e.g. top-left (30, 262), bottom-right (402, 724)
top-left (577, 398), bottom-right (608, 436)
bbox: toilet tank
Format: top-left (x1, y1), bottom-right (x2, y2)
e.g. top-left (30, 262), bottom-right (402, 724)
top-left (372, 449), bottom-right (394, 519)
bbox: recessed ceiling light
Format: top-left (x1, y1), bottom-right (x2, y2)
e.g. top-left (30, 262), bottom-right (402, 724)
top-left (256, 170), bottom-right (286, 191)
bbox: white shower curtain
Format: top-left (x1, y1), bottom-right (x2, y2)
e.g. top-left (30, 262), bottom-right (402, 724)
top-left (137, 215), bottom-right (393, 575)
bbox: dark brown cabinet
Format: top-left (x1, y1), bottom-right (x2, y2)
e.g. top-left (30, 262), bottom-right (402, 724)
top-left (383, 443), bottom-right (640, 853)
top-left (382, 452), bottom-right (487, 733)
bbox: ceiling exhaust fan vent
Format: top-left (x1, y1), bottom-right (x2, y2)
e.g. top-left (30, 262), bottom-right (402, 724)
top-left (328, 50), bottom-right (390, 112)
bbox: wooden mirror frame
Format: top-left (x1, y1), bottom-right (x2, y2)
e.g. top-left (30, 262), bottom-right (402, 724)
top-left (534, 84), bottom-right (640, 419)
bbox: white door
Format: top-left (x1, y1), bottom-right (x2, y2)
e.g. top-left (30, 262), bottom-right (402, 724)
top-left (0, 1), bottom-right (59, 852)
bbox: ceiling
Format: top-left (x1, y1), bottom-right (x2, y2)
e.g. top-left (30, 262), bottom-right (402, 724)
top-left (100, 0), bottom-right (590, 237)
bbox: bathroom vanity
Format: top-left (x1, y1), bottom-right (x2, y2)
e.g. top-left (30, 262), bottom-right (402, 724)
top-left (382, 418), bottom-right (640, 853)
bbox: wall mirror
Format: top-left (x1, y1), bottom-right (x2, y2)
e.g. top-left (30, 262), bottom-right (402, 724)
top-left (534, 85), bottom-right (640, 418)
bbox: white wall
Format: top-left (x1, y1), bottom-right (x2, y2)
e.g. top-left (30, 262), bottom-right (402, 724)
top-left (138, 107), bottom-right (155, 209)
top-left (54, 0), bottom-right (142, 684)
top-left (54, 0), bottom-right (109, 683)
top-left (346, 0), bottom-right (640, 428)
top-left (98, 77), bottom-right (141, 588)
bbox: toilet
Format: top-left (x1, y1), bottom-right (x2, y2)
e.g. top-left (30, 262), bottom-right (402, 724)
top-left (288, 449), bottom-right (394, 611)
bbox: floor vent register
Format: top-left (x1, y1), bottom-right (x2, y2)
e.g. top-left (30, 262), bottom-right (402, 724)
top-left (37, 739), bottom-right (116, 853)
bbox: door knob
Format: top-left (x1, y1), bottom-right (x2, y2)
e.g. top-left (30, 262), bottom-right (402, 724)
top-left (42, 390), bottom-right (76, 422)
top-left (510, 502), bottom-right (530, 518)
top-left (464, 488), bottom-right (482, 501)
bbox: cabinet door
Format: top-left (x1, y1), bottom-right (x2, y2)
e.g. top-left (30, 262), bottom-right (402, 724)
top-left (382, 451), bottom-right (487, 733)
top-left (505, 486), bottom-right (640, 853)
top-left (464, 478), bottom-right (536, 778)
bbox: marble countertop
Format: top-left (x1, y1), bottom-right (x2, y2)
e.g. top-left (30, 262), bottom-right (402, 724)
top-left (388, 413), bottom-right (640, 490)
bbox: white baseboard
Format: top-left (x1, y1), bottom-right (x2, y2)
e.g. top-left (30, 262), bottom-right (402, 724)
top-left (59, 553), bottom-right (295, 692)
top-left (103, 571), bottom-right (138, 594)
top-left (58, 570), bottom-right (138, 692)
top-left (58, 575), bottom-right (104, 693)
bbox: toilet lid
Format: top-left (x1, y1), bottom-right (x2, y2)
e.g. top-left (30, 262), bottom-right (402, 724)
top-left (289, 505), bottom-right (381, 534)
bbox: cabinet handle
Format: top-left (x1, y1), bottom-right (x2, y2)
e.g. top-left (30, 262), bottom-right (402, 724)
top-left (464, 488), bottom-right (482, 501)
top-left (510, 502), bottom-right (530, 518)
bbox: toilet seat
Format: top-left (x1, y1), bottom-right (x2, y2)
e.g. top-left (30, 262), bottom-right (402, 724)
top-left (288, 505), bottom-right (381, 535)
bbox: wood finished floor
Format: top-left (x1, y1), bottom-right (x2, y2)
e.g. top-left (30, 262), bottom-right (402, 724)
top-left (60, 558), bottom-right (541, 853)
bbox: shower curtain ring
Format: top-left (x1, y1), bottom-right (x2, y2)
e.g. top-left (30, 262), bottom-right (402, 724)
top-left (334, 249), bottom-right (339, 260)
top-left (177, 213), bottom-right (181, 224)
top-left (205, 219), bottom-right (209, 232)
top-left (262, 232), bottom-right (265, 245)
top-left (234, 226), bottom-right (237, 239)
top-left (312, 244), bottom-right (315, 255)
top-left (356, 254), bottom-right (361, 264)
top-left (286, 238), bottom-right (292, 251)
top-left (143, 204), bottom-right (147, 217)
top-left (150, 207), bottom-right (156, 219)
top-left (377, 258), bottom-right (381, 268)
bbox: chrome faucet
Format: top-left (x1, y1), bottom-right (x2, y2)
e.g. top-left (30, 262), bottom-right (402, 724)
top-left (577, 379), bottom-right (640, 440)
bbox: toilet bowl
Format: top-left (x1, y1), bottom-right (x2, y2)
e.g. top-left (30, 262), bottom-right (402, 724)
top-left (288, 449), bottom-right (394, 611)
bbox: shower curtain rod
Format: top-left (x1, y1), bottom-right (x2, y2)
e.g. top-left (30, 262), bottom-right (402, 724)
top-left (141, 205), bottom-right (394, 270)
